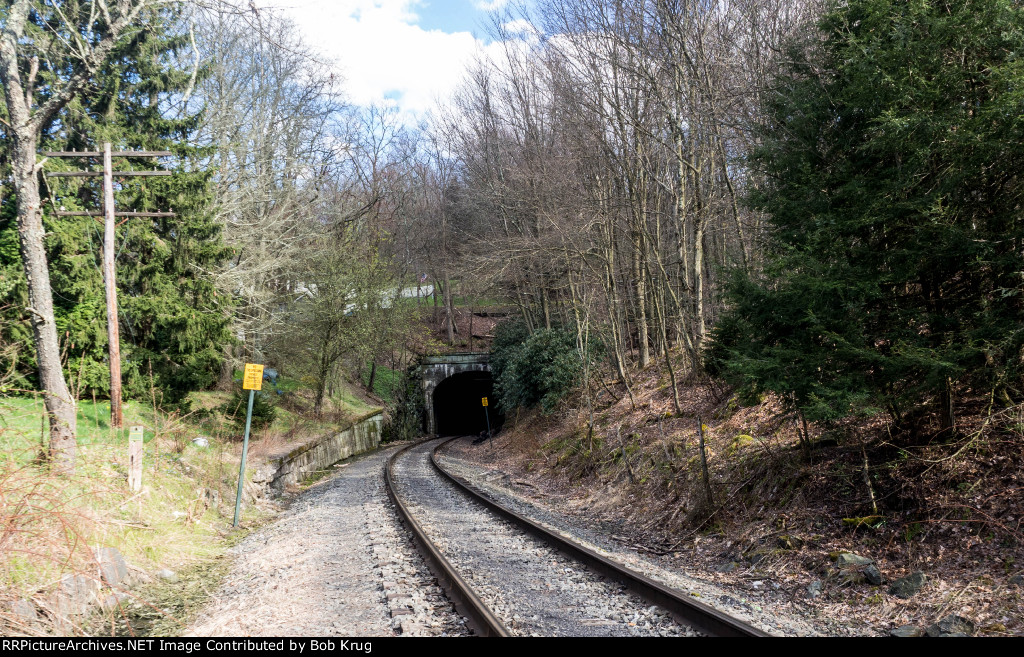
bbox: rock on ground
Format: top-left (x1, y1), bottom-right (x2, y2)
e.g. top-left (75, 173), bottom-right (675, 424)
top-left (889, 571), bottom-right (926, 599)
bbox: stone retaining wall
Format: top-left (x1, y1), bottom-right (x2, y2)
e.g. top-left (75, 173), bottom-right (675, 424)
top-left (268, 411), bottom-right (383, 491)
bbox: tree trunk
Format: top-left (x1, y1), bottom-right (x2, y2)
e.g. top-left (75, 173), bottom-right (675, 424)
top-left (541, 285), bottom-right (552, 330)
top-left (861, 441), bottom-right (879, 515)
top-left (694, 218), bottom-right (707, 346)
top-left (444, 277), bottom-right (457, 344)
top-left (218, 343), bottom-right (235, 390)
top-left (11, 131), bottom-right (78, 470)
top-left (939, 377), bottom-right (955, 434)
top-left (366, 361), bottom-right (377, 393)
top-left (797, 406), bottom-right (812, 461)
top-left (651, 273), bottom-right (682, 415)
top-left (633, 228), bottom-right (651, 368)
top-left (313, 375), bottom-right (327, 419)
top-left (313, 346), bottom-right (331, 419)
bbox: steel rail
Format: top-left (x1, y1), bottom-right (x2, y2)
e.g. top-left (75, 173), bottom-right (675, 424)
top-left (384, 442), bottom-right (511, 637)
top-left (431, 437), bottom-right (771, 638)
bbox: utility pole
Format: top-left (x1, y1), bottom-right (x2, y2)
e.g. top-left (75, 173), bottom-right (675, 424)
top-left (101, 144), bottom-right (122, 429)
top-left (44, 144), bottom-right (174, 429)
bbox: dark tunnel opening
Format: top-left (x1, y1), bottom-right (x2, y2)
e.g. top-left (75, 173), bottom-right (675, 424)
top-left (433, 371), bottom-right (505, 437)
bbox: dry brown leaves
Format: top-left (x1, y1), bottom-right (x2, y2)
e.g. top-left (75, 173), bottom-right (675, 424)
top-left (447, 362), bottom-right (1024, 636)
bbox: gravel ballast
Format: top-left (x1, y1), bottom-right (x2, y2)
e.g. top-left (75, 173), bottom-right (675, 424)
top-left (437, 438), bottom-right (855, 637)
top-left (188, 444), bottom-right (467, 637)
top-left (391, 439), bottom-right (702, 637)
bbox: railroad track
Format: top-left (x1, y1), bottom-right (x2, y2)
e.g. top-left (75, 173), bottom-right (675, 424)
top-left (384, 437), bottom-right (769, 637)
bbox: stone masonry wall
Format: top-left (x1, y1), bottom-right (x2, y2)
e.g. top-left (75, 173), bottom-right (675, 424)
top-left (269, 412), bottom-right (383, 492)
top-left (421, 355), bottom-right (490, 436)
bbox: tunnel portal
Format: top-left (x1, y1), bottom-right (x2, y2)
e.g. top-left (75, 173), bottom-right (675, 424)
top-left (432, 371), bottom-right (504, 437)
top-left (420, 353), bottom-right (498, 436)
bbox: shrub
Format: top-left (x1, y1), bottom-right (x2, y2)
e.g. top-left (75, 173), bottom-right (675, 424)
top-left (222, 389), bottom-right (277, 433)
top-left (491, 321), bottom-right (600, 414)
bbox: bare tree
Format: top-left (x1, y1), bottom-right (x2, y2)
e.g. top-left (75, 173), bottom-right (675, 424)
top-left (422, 0), bottom-right (820, 399)
top-left (189, 5), bottom-right (347, 378)
top-left (280, 225), bottom-right (394, 417)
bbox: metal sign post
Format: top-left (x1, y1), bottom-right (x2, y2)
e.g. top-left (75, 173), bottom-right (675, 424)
top-left (233, 363), bottom-right (264, 527)
top-left (482, 397), bottom-right (492, 443)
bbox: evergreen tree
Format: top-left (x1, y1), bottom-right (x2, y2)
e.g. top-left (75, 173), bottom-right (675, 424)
top-left (0, 5), bottom-right (231, 407)
top-left (708, 0), bottom-right (1024, 430)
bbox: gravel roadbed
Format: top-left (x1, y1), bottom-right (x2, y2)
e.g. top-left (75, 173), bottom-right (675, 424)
top-left (437, 439), bottom-right (860, 637)
top-left (392, 439), bottom-right (702, 637)
top-left (188, 444), bottom-right (468, 637)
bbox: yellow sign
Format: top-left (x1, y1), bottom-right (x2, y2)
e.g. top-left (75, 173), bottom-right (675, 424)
top-left (243, 363), bottom-right (264, 390)
top-left (129, 425), bottom-right (144, 442)
top-left (481, 397), bottom-right (488, 407)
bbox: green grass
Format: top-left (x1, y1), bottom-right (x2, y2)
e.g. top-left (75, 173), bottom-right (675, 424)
top-left (0, 394), bottom-right (257, 599)
top-left (273, 375), bottom-right (303, 394)
top-left (332, 384), bottom-right (378, 418)
top-left (361, 365), bottom-right (402, 404)
top-left (0, 396), bottom-right (159, 458)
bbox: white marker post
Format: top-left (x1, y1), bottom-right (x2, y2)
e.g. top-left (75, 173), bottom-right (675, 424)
top-left (128, 426), bottom-right (144, 492)
top-left (233, 363), bottom-right (263, 527)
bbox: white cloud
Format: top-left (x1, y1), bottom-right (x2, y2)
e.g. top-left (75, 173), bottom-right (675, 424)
top-left (501, 18), bottom-right (537, 38)
top-left (474, 0), bottom-right (509, 11)
top-left (261, 0), bottom-right (485, 117)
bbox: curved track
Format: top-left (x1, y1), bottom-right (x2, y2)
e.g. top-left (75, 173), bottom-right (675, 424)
top-left (431, 438), bottom-right (769, 637)
top-left (384, 441), bottom-right (508, 636)
top-left (385, 437), bottom-right (769, 637)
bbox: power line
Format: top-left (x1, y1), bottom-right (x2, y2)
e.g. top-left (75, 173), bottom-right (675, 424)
top-left (44, 144), bottom-right (176, 430)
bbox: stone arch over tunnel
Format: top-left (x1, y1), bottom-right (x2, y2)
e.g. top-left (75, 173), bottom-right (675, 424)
top-left (432, 371), bottom-right (504, 437)
top-left (421, 354), bottom-right (497, 436)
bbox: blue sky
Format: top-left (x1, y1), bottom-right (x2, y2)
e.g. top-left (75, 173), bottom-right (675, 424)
top-left (415, 0), bottom-right (493, 36)
top-left (265, 1), bottom-right (521, 118)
